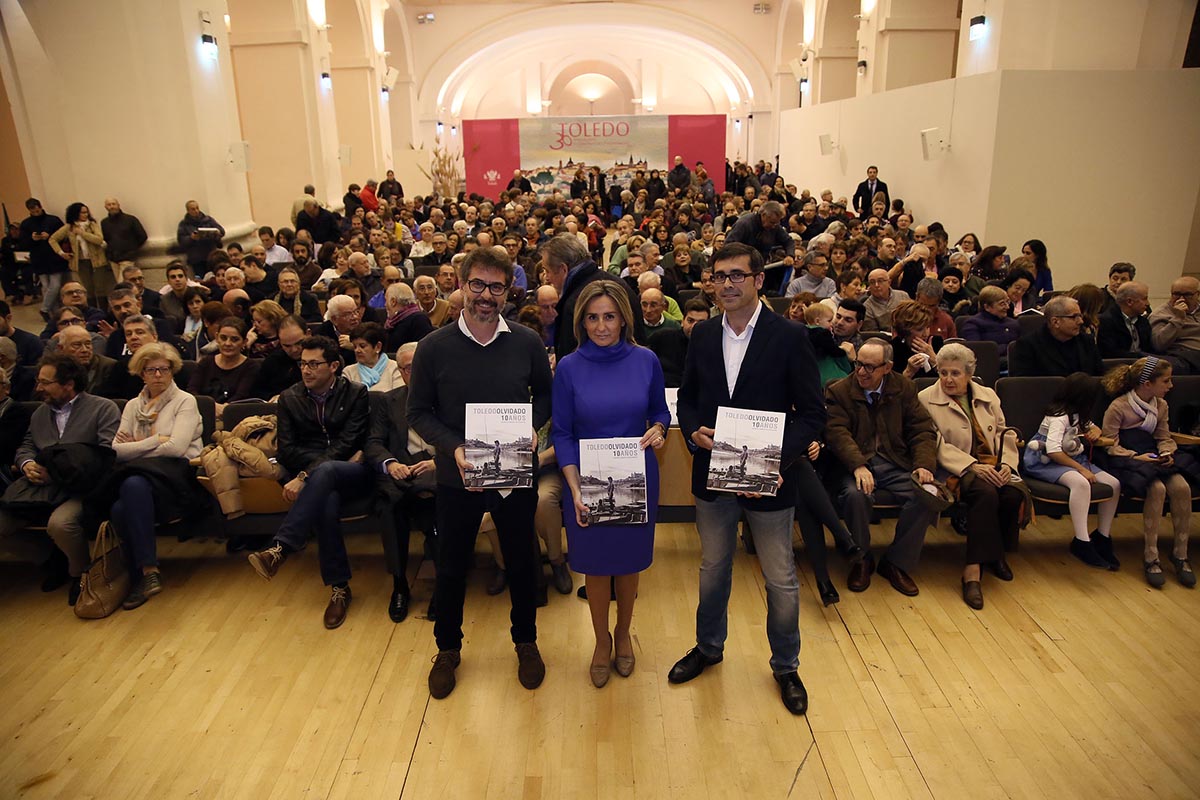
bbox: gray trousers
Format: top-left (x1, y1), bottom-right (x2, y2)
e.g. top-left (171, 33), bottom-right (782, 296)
top-left (0, 499), bottom-right (89, 576)
top-left (834, 456), bottom-right (936, 573)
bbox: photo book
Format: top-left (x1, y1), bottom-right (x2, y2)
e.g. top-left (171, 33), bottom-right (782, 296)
top-left (463, 403), bottom-right (533, 489)
top-left (578, 438), bottom-right (648, 526)
top-left (705, 406), bottom-right (785, 496)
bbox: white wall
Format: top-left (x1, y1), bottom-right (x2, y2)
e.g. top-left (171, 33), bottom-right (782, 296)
top-left (778, 71), bottom-right (1002, 241)
top-left (779, 69), bottom-right (1200, 297)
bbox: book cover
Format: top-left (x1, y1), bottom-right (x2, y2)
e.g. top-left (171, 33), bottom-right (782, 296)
top-left (463, 403), bottom-right (533, 489)
top-left (578, 438), bottom-right (648, 526)
top-left (705, 406), bottom-right (786, 496)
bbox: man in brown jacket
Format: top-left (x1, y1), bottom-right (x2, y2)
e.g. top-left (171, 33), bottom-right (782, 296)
top-left (824, 339), bottom-right (938, 596)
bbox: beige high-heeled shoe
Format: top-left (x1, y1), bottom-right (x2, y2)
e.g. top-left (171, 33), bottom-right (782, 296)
top-left (614, 632), bottom-right (635, 677)
top-left (590, 633), bottom-right (612, 688)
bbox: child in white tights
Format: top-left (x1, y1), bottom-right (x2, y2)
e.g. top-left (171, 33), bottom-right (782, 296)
top-left (1022, 373), bottom-right (1122, 569)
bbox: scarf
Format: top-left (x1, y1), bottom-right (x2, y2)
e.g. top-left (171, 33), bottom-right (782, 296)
top-left (131, 381), bottom-right (178, 440)
top-left (384, 304), bottom-right (421, 330)
top-left (357, 354), bottom-right (390, 389)
top-left (1124, 390), bottom-right (1159, 434)
top-left (275, 292), bottom-right (302, 317)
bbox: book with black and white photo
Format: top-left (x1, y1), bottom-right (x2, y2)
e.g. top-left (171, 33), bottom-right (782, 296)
top-left (705, 406), bottom-right (786, 496)
top-left (463, 403), bottom-right (533, 489)
top-left (578, 437), bottom-right (648, 526)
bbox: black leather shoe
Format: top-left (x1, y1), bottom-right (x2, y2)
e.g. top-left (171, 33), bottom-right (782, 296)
top-left (667, 647), bottom-right (723, 684)
top-left (775, 671), bottom-right (809, 715)
top-left (1090, 532), bottom-right (1120, 570)
top-left (1070, 537), bottom-right (1110, 569)
top-left (40, 550), bottom-right (69, 592)
top-left (989, 558), bottom-right (1014, 582)
top-left (389, 590), bottom-right (410, 623)
top-left (817, 579), bottom-right (840, 606)
top-left (837, 541), bottom-right (865, 565)
top-left (961, 579), bottom-right (984, 610)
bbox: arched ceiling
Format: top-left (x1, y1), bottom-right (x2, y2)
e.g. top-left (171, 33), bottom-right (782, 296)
top-left (411, 3), bottom-right (772, 119)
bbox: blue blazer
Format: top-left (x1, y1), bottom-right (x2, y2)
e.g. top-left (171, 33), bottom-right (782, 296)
top-left (677, 307), bottom-right (826, 510)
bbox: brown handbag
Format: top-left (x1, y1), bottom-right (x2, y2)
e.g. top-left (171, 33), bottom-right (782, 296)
top-left (74, 521), bottom-right (130, 620)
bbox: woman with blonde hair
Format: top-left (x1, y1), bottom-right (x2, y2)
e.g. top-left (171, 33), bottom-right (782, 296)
top-left (110, 342), bottom-right (208, 609)
top-left (551, 280), bottom-right (670, 686)
top-left (1101, 357), bottom-right (1196, 588)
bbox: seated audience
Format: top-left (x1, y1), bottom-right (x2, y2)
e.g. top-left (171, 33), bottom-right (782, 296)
top-left (1101, 357), bottom-right (1196, 588)
top-left (1101, 262), bottom-right (1136, 314)
top-left (912, 278), bottom-right (957, 340)
top-left (918, 344), bottom-right (1027, 609)
top-left (1, 299), bottom-right (45, 367)
top-left (0, 367), bottom-right (32, 485)
top-left (102, 287), bottom-right (177, 358)
top-left (648, 298), bottom-right (709, 388)
top-left (273, 267), bottom-right (322, 324)
top-left (831, 299), bottom-right (865, 359)
top-left (1148, 276), bottom-right (1200, 374)
top-left (109, 343), bottom-right (208, 610)
top-left (1020, 372), bottom-right (1121, 569)
top-left (245, 336), bottom-right (372, 629)
top-left (0, 354), bottom-right (120, 605)
top-left (382, 281), bottom-right (434, 353)
top-left (344, 322), bottom-right (403, 392)
top-left (1097, 281), bottom-right (1155, 359)
top-left (247, 300), bottom-right (286, 358)
top-left (100, 314), bottom-right (163, 400)
top-left (957, 285), bottom-right (1021, 357)
top-left (251, 315), bottom-right (305, 400)
top-left (821, 269), bottom-right (865, 311)
top-left (1008, 295), bottom-right (1103, 377)
top-left (58, 324), bottom-right (115, 394)
top-left (939, 262), bottom-right (969, 311)
top-left (414, 275), bottom-right (450, 327)
top-left (187, 317), bottom-right (261, 410)
top-left (639, 287), bottom-right (678, 333)
top-left (181, 300), bottom-right (230, 361)
top-left (861, 268), bottom-right (910, 333)
top-left (784, 251), bottom-right (835, 299)
top-left (365, 341), bottom-right (438, 622)
top-left (823, 340), bottom-right (939, 596)
top-left (891, 300), bottom-right (940, 379)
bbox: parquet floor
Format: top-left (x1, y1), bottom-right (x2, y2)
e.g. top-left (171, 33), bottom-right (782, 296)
top-left (1, 513), bottom-right (1198, 799)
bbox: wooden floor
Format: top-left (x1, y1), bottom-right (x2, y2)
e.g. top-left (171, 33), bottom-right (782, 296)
top-left (1, 512), bottom-right (1199, 800)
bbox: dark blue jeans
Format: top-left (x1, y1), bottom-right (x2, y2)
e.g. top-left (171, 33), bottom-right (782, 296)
top-left (273, 461), bottom-right (373, 586)
top-left (111, 475), bottom-right (158, 570)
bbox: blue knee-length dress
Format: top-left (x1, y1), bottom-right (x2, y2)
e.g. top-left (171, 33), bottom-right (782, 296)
top-left (551, 338), bottom-right (671, 575)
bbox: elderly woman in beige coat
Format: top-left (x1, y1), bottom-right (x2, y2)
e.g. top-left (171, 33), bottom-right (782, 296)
top-left (918, 343), bottom-right (1026, 609)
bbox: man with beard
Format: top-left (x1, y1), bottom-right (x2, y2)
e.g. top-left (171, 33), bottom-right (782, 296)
top-left (407, 247), bottom-right (552, 699)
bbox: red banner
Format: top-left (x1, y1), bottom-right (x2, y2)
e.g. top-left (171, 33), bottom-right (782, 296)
top-left (668, 114), bottom-right (726, 195)
top-left (463, 118), bottom-right (521, 199)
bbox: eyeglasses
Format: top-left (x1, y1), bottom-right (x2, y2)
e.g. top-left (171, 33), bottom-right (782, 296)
top-left (852, 361), bottom-right (884, 374)
top-left (712, 271), bottom-right (753, 285)
top-left (299, 360), bottom-right (332, 371)
top-left (141, 366), bottom-right (171, 376)
top-left (56, 318), bottom-right (84, 328)
top-left (1171, 291), bottom-right (1198, 299)
top-left (466, 278), bottom-right (510, 296)
top-left (34, 378), bottom-right (60, 387)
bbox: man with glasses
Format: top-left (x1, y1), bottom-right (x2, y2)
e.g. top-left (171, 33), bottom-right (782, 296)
top-left (824, 339), bottom-right (939, 597)
top-left (669, 242), bottom-right (825, 716)
top-left (57, 324), bottom-right (115, 393)
top-left (252, 316), bottom-right (307, 401)
top-left (417, 233), bottom-right (453, 267)
top-left (246, 336), bottom-right (372, 629)
top-left (41, 283), bottom-right (105, 336)
top-left (1008, 295), bottom-right (1103, 377)
top-left (407, 247), bottom-right (553, 700)
top-left (120, 265), bottom-right (160, 314)
top-left (1149, 276), bottom-right (1200, 374)
top-left (0, 353), bottom-right (119, 605)
top-left (861, 268), bottom-right (910, 333)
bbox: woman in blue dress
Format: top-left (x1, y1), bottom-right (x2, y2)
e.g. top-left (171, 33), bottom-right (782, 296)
top-left (552, 280), bottom-right (671, 688)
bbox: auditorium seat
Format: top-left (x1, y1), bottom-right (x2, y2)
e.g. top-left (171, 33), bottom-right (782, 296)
top-left (960, 340), bottom-right (1000, 387)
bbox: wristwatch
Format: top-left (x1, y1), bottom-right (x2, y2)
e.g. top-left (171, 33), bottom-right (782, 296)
top-left (296, 471), bottom-right (309, 482)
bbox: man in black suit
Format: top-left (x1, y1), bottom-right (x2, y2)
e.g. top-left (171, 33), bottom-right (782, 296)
top-left (668, 242), bottom-right (825, 716)
top-left (365, 341), bottom-right (437, 623)
top-left (542, 233), bottom-right (645, 360)
top-left (852, 165), bottom-right (889, 218)
top-left (101, 287), bottom-right (177, 359)
top-left (1008, 296), bottom-right (1104, 377)
top-left (1097, 281), bottom-right (1155, 359)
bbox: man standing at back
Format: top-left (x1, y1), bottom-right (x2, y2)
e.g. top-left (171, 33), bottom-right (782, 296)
top-left (101, 197), bottom-right (148, 279)
top-left (853, 166), bottom-right (889, 218)
top-left (407, 247), bottom-right (553, 699)
top-left (670, 242), bottom-right (826, 716)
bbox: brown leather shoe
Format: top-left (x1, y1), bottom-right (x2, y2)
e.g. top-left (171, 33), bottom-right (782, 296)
top-left (429, 650), bottom-right (461, 699)
top-left (323, 585), bottom-right (352, 629)
top-left (877, 558), bottom-right (919, 597)
top-left (248, 543), bottom-right (287, 580)
top-left (516, 642), bottom-right (546, 690)
top-left (847, 553), bottom-right (875, 592)
top-left (961, 579), bottom-right (983, 610)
